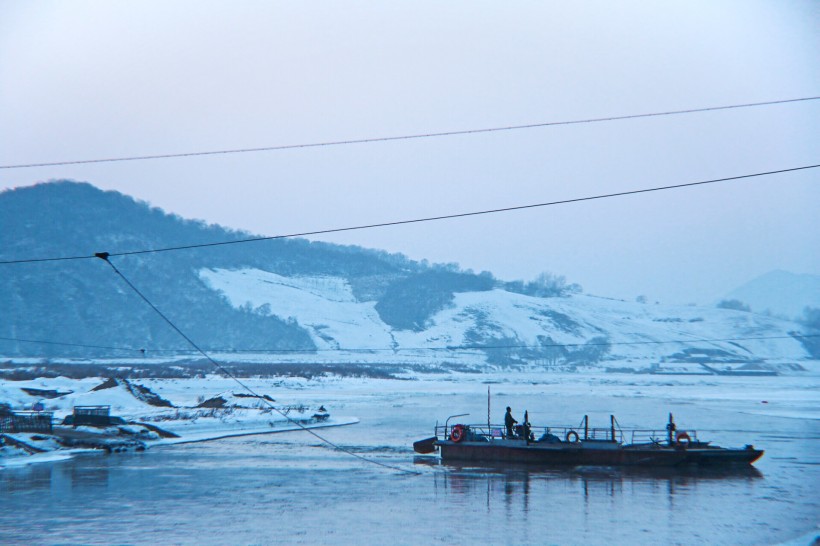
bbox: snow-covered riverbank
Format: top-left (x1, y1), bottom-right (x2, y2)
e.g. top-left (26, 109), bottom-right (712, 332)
top-left (0, 375), bottom-right (358, 467)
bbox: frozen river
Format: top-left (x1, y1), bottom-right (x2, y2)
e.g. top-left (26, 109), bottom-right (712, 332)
top-left (1, 372), bottom-right (818, 545)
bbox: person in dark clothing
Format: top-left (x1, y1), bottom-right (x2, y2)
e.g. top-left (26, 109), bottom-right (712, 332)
top-left (523, 410), bottom-right (532, 442)
top-left (504, 406), bottom-right (518, 438)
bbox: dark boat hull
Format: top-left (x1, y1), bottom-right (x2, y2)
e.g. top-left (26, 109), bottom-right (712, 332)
top-left (437, 440), bottom-right (763, 467)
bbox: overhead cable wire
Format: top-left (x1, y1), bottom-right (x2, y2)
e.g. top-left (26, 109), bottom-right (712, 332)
top-left (2, 333), bottom-right (815, 355)
top-left (94, 252), bottom-right (420, 475)
top-left (200, 334), bottom-right (819, 352)
top-left (0, 335), bottom-right (145, 353)
top-left (1, 96), bottom-right (818, 169)
top-left (1, 163), bottom-right (818, 266)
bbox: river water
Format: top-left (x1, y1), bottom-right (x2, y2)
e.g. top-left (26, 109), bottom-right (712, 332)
top-left (1, 373), bottom-right (818, 545)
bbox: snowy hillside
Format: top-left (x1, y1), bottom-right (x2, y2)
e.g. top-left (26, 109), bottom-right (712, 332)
top-left (200, 267), bottom-right (813, 370)
top-left (2, 182), bottom-right (815, 371)
top-left (199, 269), bottom-right (394, 350)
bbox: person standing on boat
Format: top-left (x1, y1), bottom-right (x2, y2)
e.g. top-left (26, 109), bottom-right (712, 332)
top-left (504, 407), bottom-right (518, 438)
top-left (523, 410), bottom-right (532, 442)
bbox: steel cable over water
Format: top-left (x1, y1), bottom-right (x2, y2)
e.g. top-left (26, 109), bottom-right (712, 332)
top-left (1, 333), bottom-right (816, 355)
top-left (94, 252), bottom-right (421, 475)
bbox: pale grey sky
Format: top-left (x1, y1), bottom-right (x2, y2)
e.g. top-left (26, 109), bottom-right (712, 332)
top-left (1, 1), bottom-right (818, 305)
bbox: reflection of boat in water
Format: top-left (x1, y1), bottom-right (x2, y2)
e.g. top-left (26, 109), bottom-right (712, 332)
top-left (414, 413), bottom-right (763, 468)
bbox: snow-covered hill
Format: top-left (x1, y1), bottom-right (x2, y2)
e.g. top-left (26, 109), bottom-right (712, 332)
top-left (200, 267), bottom-right (813, 370)
top-left (199, 269), bottom-right (394, 350)
top-left (2, 182), bottom-right (815, 371)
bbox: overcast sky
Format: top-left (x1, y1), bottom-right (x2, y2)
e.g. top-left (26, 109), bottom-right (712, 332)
top-left (1, 1), bottom-right (818, 305)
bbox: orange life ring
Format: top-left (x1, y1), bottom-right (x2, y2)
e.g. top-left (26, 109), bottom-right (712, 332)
top-left (566, 430), bottom-right (580, 443)
top-left (676, 431), bottom-right (691, 447)
top-left (450, 424), bottom-right (465, 442)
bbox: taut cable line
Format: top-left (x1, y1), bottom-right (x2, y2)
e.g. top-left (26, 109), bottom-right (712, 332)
top-left (94, 252), bottom-right (420, 475)
top-left (1, 163), bottom-right (817, 266)
top-left (0, 335), bottom-right (145, 353)
top-left (1, 333), bottom-right (816, 354)
top-left (1, 96), bottom-right (817, 169)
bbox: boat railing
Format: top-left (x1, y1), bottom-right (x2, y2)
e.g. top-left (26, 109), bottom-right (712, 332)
top-left (627, 429), bottom-right (700, 445)
top-left (436, 422), bottom-right (625, 443)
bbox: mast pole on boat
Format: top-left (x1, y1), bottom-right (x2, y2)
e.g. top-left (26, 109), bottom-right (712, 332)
top-left (487, 386), bottom-right (491, 433)
top-left (667, 413), bottom-right (676, 445)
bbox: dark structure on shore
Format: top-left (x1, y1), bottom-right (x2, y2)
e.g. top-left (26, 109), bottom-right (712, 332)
top-left (0, 404), bottom-right (54, 434)
top-left (61, 405), bottom-right (126, 427)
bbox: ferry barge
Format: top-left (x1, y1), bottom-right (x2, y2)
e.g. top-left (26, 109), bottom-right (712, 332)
top-left (414, 413), bottom-right (763, 467)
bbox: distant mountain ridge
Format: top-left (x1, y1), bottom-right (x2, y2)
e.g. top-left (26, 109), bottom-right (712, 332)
top-left (722, 270), bottom-right (820, 319)
top-left (0, 181), bottom-right (815, 368)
